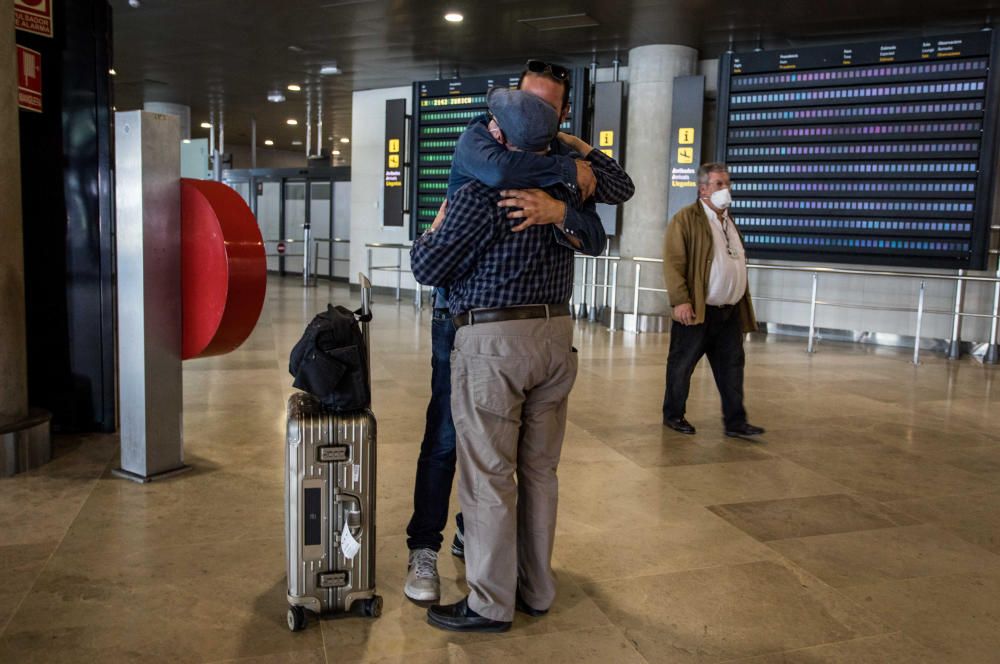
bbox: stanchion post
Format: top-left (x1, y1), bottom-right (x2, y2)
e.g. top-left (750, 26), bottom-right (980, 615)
top-left (948, 270), bottom-right (965, 360)
top-left (588, 257), bottom-right (598, 321)
top-left (913, 281), bottom-right (926, 365)
top-left (302, 226), bottom-right (312, 288)
top-left (576, 258), bottom-right (588, 319)
top-left (609, 262), bottom-right (618, 331)
top-left (395, 247), bottom-right (402, 301)
top-left (986, 259), bottom-right (1000, 364)
top-left (806, 273), bottom-right (818, 354)
top-left (630, 262), bottom-right (641, 333)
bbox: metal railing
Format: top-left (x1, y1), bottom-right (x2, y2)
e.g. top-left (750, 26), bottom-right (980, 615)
top-left (365, 242), bottom-right (427, 308)
top-left (265, 237), bottom-right (350, 286)
top-left (572, 254), bottom-right (621, 330)
top-left (312, 238), bottom-right (350, 282)
top-left (612, 256), bottom-right (1000, 365)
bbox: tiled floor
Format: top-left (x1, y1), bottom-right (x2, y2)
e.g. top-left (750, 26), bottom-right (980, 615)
top-left (2, 275), bottom-right (999, 663)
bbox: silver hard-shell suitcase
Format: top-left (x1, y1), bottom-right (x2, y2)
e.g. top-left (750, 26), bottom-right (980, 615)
top-left (285, 275), bottom-right (382, 631)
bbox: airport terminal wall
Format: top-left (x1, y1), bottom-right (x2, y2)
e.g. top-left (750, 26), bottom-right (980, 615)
top-left (345, 52), bottom-right (1000, 350)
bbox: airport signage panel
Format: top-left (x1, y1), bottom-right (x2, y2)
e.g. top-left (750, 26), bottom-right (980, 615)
top-left (716, 31), bottom-right (1000, 269)
top-left (383, 98), bottom-right (406, 227)
top-left (410, 70), bottom-right (589, 239)
top-left (667, 76), bottom-right (705, 222)
top-left (592, 81), bottom-right (624, 235)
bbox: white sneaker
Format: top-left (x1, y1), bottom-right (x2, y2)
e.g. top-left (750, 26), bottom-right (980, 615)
top-left (404, 548), bottom-right (440, 602)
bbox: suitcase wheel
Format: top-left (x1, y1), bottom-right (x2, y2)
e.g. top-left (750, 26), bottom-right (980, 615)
top-left (287, 605), bottom-right (307, 632)
top-left (363, 595), bottom-right (383, 618)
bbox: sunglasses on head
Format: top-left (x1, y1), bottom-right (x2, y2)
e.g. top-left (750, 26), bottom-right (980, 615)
top-left (525, 59), bottom-right (570, 81)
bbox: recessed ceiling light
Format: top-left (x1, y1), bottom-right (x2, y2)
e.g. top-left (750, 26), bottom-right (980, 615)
top-left (267, 91), bottom-right (286, 103)
top-left (291, 140), bottom-right (303, 146)
top-left (332, 149), bottom-right (341, 155)
top-left (287, 84), bottom-right (301, 92)
top-left (264, 139), bottom-right (274, 146)
top-left (340, 137), bottom-right (350, 144)
top-left (286, 119), bottom-right (298, 125)
top-left (108, 68), bottom-right (117, 76)
top-left (200, 122), bottom-right (212, 128)
top-left (444, 12), bottom-right (463, 22)
top-left (319, 64), bottom-right (341, 75)
top-left (182, 139), bottom-right (191, 144)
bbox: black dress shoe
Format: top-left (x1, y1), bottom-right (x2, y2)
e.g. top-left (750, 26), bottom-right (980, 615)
top-left (427, 596), bottom-right (511, 632)
top-left (725, 422), bottom-right (765, 437)
top-left (515, 591), bottom-right (548, 617)
top-left (663, 416), bottom-right (696, 434)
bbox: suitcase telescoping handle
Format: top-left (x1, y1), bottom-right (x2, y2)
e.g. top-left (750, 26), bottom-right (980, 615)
top-left (359, 272), bottom-right (372, 380)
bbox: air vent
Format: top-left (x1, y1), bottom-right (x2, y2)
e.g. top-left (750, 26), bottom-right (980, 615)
top-left (320, 0), bottom-right (374, 7)
top-left (518, 13), bottom-right (599, 31)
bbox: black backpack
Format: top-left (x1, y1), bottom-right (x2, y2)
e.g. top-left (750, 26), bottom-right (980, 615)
top-left (289, 304), bottom-right (372, 412)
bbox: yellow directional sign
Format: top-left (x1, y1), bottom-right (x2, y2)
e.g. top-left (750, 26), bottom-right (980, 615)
top-left (677, 147), bottom-right (693, 164)
top-left (601, 148), bottom-right (613, 158)
top-left (388, 139), bottom-right (400, 153)
top-left (599, 130), bottom-right (614, 147)
top-left (678, 127), bottom-right (695, 144)
top-left (388, 154), bottom-right (399, 168)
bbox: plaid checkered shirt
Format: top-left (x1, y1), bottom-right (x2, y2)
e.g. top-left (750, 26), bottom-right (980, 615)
top-left (412, 180), bottom-right (597, 316)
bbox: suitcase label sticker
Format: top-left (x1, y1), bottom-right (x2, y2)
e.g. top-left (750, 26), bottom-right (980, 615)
top-left (341, 522), bottom-right (361, 559)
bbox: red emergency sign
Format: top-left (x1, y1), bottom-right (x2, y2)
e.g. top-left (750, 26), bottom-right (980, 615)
top-left (16, 45), bottom-right (42, 113)
top-left (14, 0), bottom-right (53, 38)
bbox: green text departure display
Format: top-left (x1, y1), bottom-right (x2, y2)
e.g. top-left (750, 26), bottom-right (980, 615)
top-left (716, 31), bottom-right (1000, 269)
top-left (410, 73), bottom-right (582, 239)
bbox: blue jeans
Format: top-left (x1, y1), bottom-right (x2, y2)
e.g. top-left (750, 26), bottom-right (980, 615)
top-left (406, 310), bottom-right (459, 551)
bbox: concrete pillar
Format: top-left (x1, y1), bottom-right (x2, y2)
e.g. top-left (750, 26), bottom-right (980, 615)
top-left (618, 44), bottom-right (698, 325)
top-left (144, 101), bottom-right (191, 139)
top-left (1, 0), bottom-right (28, 427)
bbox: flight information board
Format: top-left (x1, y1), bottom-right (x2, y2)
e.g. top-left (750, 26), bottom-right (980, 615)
top-left (716, 31), bottom-right (1000, 269)
top-left (410, 70), bottom-right (587, 238)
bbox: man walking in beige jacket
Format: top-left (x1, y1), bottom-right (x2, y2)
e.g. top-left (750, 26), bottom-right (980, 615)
top-left (662, 162), bottom-right (764, 438)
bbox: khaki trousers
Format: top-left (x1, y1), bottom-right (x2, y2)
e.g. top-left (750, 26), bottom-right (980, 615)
top-left (450, 315), bottom-right (577, 622)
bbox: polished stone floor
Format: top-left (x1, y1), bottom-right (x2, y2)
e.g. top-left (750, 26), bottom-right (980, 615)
top-left (2, 276), bottom-right (999, 663)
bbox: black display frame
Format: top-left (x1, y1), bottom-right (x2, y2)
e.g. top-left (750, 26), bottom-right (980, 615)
top-left (716, 31), bottom-right (1000, 270)
top-left (409, 68), bottom-right (589, 240)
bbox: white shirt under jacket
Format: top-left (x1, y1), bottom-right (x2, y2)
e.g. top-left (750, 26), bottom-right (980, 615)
top-left (700, 200), bottom-right (748, 306)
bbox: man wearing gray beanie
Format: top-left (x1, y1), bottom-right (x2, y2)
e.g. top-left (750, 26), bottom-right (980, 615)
top-left (411, 88), bottom-right (630, 632)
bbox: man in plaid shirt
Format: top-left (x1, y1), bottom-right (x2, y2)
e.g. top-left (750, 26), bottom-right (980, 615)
top-left (403, 62), bottom-right (635, 608)
top-left (412, 88), bottom-right (631, 633)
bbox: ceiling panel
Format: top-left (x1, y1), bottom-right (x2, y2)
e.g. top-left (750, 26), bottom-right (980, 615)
top-left (110, 0), bottom-right (1000, 165)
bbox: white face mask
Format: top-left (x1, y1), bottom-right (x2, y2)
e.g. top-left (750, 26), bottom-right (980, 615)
top-left (709, 187), bottom-right (733, 209)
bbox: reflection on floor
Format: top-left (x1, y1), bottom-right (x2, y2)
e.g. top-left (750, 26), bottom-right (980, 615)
top-left (2, 275), bottom-right (999, 663)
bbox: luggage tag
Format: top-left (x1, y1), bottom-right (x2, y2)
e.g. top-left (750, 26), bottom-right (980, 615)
top-left (341, 522), bottom-right (361, 559)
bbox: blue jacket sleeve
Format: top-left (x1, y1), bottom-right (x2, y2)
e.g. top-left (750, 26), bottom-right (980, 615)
top-left (453, 121), bottom-right (578, 192)
top-left (558, 196), bottom-right (607, 257)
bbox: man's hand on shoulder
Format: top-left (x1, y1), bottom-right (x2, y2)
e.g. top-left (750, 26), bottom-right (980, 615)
top-left (672, 303), bottom-right (696, 325)
top-left (498, 189), bottom-right (566, 232)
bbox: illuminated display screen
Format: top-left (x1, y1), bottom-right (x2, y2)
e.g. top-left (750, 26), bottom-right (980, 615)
top-left (410, 71), bottom-right (585, 238)
top-left (717, 32), bottom-right (999, 269)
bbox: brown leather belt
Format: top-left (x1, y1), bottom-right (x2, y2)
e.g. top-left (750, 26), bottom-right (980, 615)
top-left (453, 303), bottom-right (571, 329)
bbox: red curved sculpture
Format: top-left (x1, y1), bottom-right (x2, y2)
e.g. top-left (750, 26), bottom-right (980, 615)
top-left (181, 178), bottom-right (266, 360)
